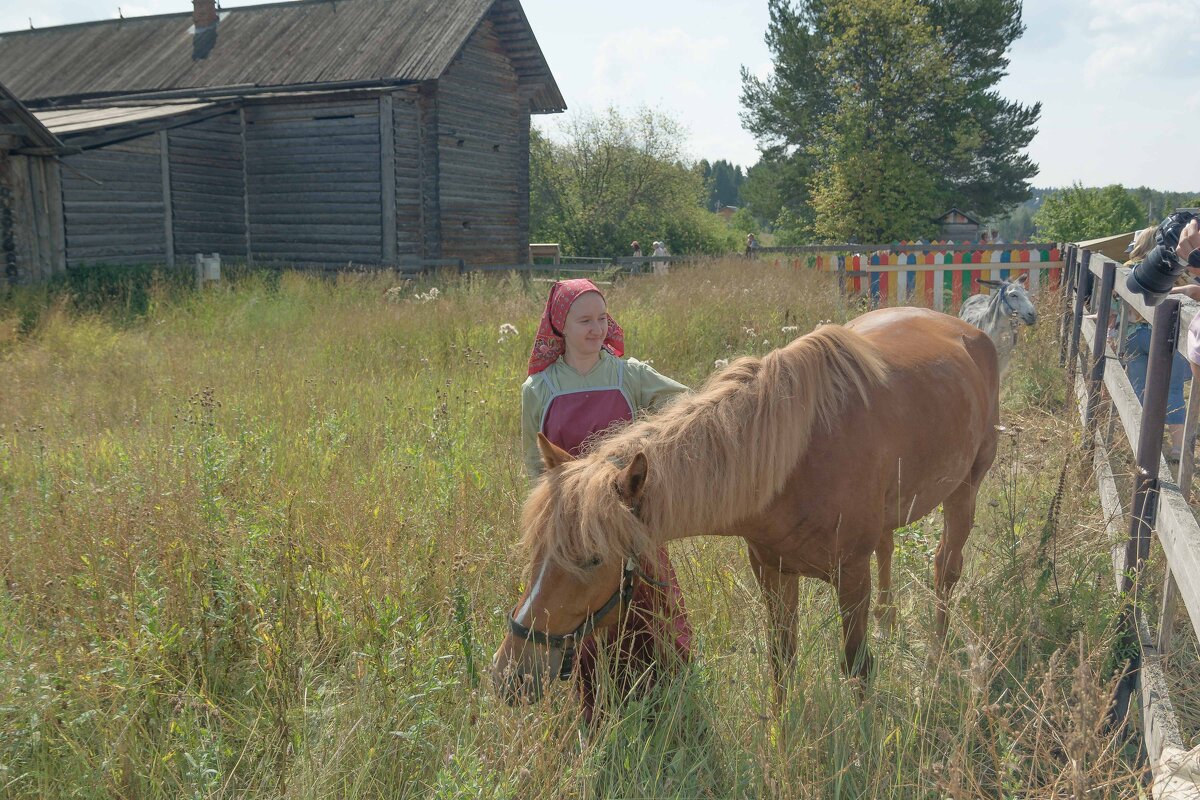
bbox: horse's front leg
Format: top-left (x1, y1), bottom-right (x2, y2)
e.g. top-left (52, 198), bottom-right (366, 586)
top-left (836, 559), bottom-right (874, 683)
top-left (749, 550), bottom-right (799, 708)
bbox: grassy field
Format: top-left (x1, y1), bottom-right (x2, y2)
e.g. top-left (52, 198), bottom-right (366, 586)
top-left (0, 260), bottom-right (1165, 797)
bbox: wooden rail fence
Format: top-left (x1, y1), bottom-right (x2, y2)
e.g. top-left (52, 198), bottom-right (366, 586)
top-left (1061, 241), bottom-right (1200, 797)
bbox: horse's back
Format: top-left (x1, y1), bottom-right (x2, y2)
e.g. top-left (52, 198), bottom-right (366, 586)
top-left (847, 306), bottom-right (998, 390)
top-left (844, 306), bottom-right (1000, 480)
top-left (958, 294), bottom-right (990, 327)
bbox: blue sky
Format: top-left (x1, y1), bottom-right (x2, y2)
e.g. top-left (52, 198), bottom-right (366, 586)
top-left (4, 0), bottom-right (1199, 191)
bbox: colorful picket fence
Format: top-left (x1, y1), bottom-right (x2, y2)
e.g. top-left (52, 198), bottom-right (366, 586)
top-left (768, 246), bottom-right (1063, 312)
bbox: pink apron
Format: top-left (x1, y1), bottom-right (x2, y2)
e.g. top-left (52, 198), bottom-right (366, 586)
top-left (538, 363), bottom-right (692, 717)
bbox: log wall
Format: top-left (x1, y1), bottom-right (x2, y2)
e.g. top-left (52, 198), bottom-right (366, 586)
top-left (168, 112), bottom-right (247, 259)
top-left (61, 135), bottom-right (165, 266)
top-left (243, 97), bottom-right (383, 264)
top-left (436, 20), bottom-right (525, 265)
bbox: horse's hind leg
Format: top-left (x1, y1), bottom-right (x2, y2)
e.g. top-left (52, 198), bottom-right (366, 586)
top-left (874, 529), bottom-right (897, 635)
top-left (749, 550), bottom-right (799, 707)
top-left (934, 480), bottom-right (980, 642)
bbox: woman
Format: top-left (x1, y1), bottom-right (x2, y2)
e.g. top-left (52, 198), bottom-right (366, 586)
top-left (1168, 217), bottom-right (1200, 460)
top-left (521, 278), bottom-right (691, 718)
top-left (1123, 227), bottom-right (1189, 459)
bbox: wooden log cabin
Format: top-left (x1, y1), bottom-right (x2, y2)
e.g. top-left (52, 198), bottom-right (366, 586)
top-left (0, 0), bottom-right (565, 280)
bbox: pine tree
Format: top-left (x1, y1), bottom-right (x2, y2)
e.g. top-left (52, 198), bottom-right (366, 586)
top-left (741, 0), bottom-right (1040, 241)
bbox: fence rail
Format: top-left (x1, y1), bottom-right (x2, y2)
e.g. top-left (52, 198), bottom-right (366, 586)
top-left (1061, 241), bottom-right (1200, 796)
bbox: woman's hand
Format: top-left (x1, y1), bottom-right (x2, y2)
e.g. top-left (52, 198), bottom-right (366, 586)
top-left (1168, 282), bottom-right (1200, 302)
top-left (1177, 218), bottom-right (1200, 263)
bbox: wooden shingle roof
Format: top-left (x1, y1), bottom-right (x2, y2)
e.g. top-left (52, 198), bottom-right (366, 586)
top-left (0, 0), bottom-right (564, 113)
top-left (0, 80), bottom-right (69, 153)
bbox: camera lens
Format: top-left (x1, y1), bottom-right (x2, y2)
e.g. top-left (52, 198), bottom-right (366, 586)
top-left (1126, 245), bottom-right (1185, 305)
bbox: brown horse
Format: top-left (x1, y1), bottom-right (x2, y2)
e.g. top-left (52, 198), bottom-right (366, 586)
top-left (491, 307), bottom-right (999, 704)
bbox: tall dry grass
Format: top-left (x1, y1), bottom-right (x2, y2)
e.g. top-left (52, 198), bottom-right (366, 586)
top-left (0, 261), bottom-right (1152, 797)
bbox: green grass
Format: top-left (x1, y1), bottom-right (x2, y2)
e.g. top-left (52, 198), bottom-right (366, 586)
top-left (0, 261), bottom-right (1152, 797)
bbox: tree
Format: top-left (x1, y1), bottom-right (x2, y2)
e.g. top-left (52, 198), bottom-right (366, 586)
top-left (1032, 183), bottom-right (1142, 243)
top-left (529, 108), bottom-right (738, 256)
top-left (741, 0), bottom-right (1040, 241)
top-left (705, 159), bottom-right (746, 211)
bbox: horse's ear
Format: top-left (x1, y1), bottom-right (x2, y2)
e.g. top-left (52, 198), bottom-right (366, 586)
top-left (536, 433), bottom-right (574, 471)
top-left (979, 279), bottom-right (1003, 288)
top-left (617, 452), bottom-right (648, 506)
top-left (1016, 272), bottom-right (1029, 287)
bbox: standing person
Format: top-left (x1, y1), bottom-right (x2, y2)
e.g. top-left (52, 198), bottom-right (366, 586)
top-left (745, 232), bottom-right (759, 259)
top-left (521, 278), bottom-right (692, 719)
top-left (1166, 218), bottom-right (1200, 458)
top-left (652, 240), bottom-right (669, 275)
top-left (630, 240), bottom-right (643, 275)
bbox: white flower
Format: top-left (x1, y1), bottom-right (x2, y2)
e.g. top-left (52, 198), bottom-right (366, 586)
top-left (781, 325), bottom-right (800, 334)
top-left (742, 327), bottom-right (756, 337)
top-left (385, 286), bottom-right (406, 303)
top-left (415, 287), bottom-right (441, 303)
top-left (497, 323), bottom-right (518, 343)
top-left (762, 339), bottom-right (770, 346)
top-left (713, 358), bottom-right (729, 370)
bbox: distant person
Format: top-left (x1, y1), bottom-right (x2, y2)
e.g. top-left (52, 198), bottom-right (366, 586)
top-left (652, 240), bottom-right (669, 275)
top-left (630, 240), bottom-right (643, 274)
top-left (745, 232), bottom-right (759, 259)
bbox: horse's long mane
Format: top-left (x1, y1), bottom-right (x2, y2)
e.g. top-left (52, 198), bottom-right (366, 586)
top-left (521, 324), bottom-right (889, 577)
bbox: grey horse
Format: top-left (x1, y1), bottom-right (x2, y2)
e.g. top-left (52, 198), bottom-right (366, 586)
top-left (958, 274), bottom-right (1037, 377)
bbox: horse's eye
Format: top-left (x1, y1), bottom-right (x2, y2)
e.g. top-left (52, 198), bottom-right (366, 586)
top-left (581, 556), bottom-right (603, 569)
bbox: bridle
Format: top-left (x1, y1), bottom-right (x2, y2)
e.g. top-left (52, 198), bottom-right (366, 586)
top-left (996, 284), bottom-right (1022, 339)
top-left (507, 555), bottom-right (667, 680)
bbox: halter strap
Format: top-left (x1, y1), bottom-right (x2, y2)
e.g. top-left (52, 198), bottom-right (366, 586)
top-left (508, 556), bottom-right (668, 680)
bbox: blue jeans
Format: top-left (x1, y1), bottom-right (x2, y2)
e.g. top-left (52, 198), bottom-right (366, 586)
top-left (1125, 326), bottom-right (1188, 425)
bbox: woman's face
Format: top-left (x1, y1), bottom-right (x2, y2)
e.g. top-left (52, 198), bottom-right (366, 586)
top-left (562, 291), bottom-right (608, 358)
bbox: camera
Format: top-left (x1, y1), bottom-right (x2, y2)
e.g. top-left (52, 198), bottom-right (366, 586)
top-left (1125, 211), bottom-right (1200, 305)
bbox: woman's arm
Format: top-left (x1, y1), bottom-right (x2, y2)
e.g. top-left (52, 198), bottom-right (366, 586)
top-left (520, 379), bottom-right (546, 480)
top-left (627, 358), bottom-right (690, 412)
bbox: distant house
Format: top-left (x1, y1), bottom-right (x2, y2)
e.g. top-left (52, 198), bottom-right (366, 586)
top-left (934, 208), bottom-right (982, 241)
top-left (717, 205), bottom-right (738, 222)
top-left (0, 0), bottom-right (564, 282)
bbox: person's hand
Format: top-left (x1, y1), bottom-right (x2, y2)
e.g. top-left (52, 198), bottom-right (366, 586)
top-left (1177, 218), bottom-right (1200, 262)
top-left (1168, 282), bottom-right (1200, 302)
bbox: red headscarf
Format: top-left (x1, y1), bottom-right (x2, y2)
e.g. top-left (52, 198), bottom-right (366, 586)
top-left (527, 279), bottom-right (625, 375)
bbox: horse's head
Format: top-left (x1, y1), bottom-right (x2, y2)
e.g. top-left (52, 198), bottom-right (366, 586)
top-left (981, 274), bottom-right (1037, 325)
top-left (490, 433), bottom-right (653, 705)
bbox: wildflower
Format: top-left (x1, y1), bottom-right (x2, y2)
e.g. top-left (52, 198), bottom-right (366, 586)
top-left (742, 327), bottom-right (756, 337)
top-left (385, 286), bottom-right (405, 303)
top-left (714, 358), bottom-right (729, 370)
top-left (762, 339), bottom-right (769, 346)
top-left (415, 287), bottom-right (441, 303)
top-left (497, 323), bottom-right (518, 343)
top-left (781, 325), bottom-right (800, 334)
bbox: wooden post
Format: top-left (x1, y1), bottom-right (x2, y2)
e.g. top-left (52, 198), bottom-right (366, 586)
top-left (1085, 261), bottom-right (1116, 432)
top-left (1111, 297), bottom-right (1180, 730)
top-left (1060, 245), bottom-right (1077, 366)
top-left (379, 94), bottom-right (397, 265)
top-left (1158, 359), bottom-right (1200, 658)
top-left (159, 130), bottom-right (174, 268)
top-left (1067, 249), bottom-right (1093, 387)
top-left (1105, 298), bottom-right (1132, 449)
top-left (239, 108), bottom-right (252, 264)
